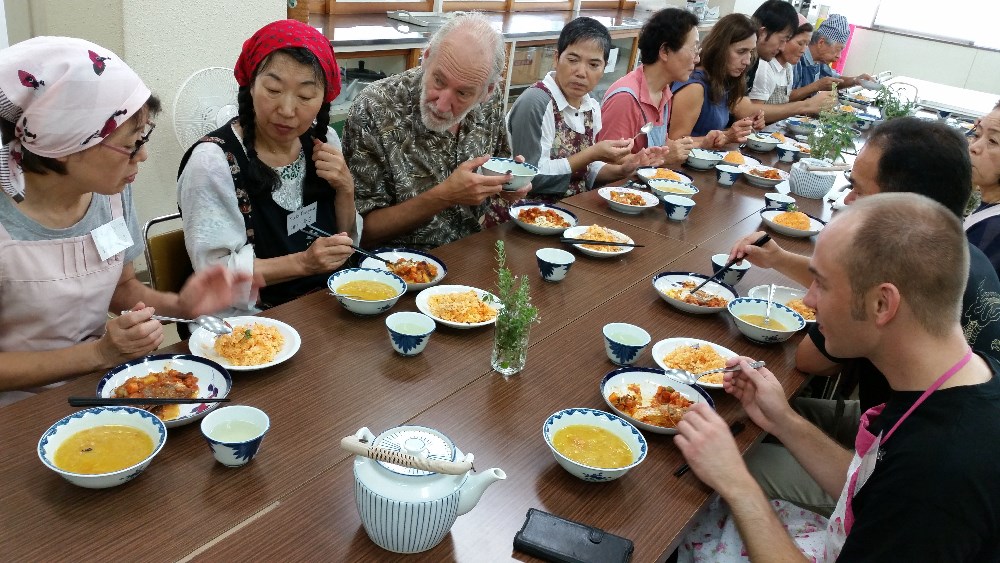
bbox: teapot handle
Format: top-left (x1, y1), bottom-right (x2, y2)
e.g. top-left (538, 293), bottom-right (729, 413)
top-left (341, 434), bottom-right (474, 476)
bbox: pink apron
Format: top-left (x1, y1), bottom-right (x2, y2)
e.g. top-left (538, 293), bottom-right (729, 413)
top-left (823, 347), bottom-right (974, 559)
top-left (0, 193), bottom-right (127, 406)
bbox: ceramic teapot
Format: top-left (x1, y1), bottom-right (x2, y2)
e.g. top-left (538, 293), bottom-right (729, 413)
top-left (342, 426), bottom-right (506, 554)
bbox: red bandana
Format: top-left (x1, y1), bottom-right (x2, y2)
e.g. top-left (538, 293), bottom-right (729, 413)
top-left (234, 19), bottom-right (341, 103)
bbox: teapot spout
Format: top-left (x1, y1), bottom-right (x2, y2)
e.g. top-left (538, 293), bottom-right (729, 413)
top-left (457, 462), bottom-right (506, 516)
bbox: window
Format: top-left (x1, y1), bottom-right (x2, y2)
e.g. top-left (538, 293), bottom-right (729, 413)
top-left (872, 0), bottom-right (1000, 49)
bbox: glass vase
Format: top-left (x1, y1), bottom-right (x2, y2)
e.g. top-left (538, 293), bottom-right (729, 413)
top-left (491, 317), bottom-right (530, 377)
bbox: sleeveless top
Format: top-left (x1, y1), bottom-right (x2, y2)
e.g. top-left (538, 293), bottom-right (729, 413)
top-left (178, 120), bottom-right (338, 307)
top-left (671, 69), bottom-right (730, 137)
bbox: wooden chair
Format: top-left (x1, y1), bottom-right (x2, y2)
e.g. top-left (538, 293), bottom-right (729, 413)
top-left (143, 213), bottom-right (193, 338)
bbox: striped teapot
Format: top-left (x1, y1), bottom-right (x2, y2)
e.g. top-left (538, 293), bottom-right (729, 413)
top-left (342, 426), bottom-right (506, 554)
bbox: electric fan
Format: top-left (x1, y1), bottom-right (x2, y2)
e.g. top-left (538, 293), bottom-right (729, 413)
top-left (172, 67), bottom-right (240, 149)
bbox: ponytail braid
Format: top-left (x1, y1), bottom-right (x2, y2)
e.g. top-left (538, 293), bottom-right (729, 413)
top-left (237, 85), bottom-right (280, 195)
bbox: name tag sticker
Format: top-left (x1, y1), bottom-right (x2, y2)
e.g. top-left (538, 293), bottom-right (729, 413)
top-left (91, 216), bottom-right (133, 262)
top-left (287, 201), bottom-right (318, 236)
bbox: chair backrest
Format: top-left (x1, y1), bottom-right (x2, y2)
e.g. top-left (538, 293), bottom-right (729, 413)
top-left (143, 212), bottom-right (193, 294)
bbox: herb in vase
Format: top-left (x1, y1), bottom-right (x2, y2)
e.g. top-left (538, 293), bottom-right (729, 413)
top-left (491, 240), bottom-right (539, 376)
top-left (808, 85), bottom-right (857, 163)
top-left (874, 85), bottom-right (917, 120)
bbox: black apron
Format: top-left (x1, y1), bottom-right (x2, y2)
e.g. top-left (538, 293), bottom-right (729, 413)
top-left (178, 120), bottom-right (338, 308)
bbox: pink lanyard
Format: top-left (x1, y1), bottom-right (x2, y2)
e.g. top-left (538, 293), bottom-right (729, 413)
top-left (881, 347), bottom-right (973, 444)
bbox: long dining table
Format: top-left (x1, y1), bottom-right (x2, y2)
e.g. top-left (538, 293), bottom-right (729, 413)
top-left (0, 136), bottom-right (840, 562)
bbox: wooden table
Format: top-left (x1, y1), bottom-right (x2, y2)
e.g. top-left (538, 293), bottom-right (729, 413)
top-left (0, 141), bottom-right (835, 562)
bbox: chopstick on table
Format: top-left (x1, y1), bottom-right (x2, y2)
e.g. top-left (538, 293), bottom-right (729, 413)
top-left (674, 421), bottom-right (747, 477)
top-left (302, 225), bottom-right (392, 265)
top-left (68, 397), bottom-right (231, 407)
top-left (559, 238), bottom-right (645, 248)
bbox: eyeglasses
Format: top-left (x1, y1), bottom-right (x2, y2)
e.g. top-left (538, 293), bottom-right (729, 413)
top-left (101, 122), bottom-right (155, 160)
top-left (683, 43), bottom-right (702, 57)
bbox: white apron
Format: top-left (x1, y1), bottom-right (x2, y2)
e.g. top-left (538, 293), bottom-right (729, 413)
top-left (0, 193), bottom-right (127, 406)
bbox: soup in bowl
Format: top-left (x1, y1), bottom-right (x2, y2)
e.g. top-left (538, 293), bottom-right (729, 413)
top-left (542, 407), bottom-right (646, 482)
top-left (38, 406), bottom-right (167, 489)
top-left (328, 268), bottom-right (406, 316)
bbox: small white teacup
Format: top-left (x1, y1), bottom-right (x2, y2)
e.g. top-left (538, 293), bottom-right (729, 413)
top-left (385, 311), bottom-right (436, 356)
top-left (711, 253), bottom-right (752, 285)
top-left (602, 323), bottom-right (651, 366)
top-left (201, 405), bottom-right (270, 468)
top-left (764, 192), bottom-right (796, 211)
top-left (663, 195), bottom-right (696, 221)
top-left (536, 248), bottom-right (576, 282)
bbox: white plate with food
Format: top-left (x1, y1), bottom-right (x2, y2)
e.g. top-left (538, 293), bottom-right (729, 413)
top-left (760, 209), bottom-right (825, 237)
top-left (740, 165), bottom-right (789, 188)
top-left (652, 272), bottom-right (738, 314)
top-left (510, 202), bottom-right (578, 235)
top-left (360, 248), bottom-right (447, 292)
top-left (637, 167), bottom-right (693, 185)
top-left (562, 225), bottom-right (635, 258)
top-left (415, 284), bottom-right (500, 329)
top-left (189, 316), bottom-right (302, 371)
top-left (651, 338), bottom-right (739, 389)
top-left (747, 284), bottom-right (816, 323)
top-left (600, 366), bottom-right (715, 435)
top-left (597, 186), bottom-right (659, 215)
top-left (714, 151), bottom-right (760, 168)
top-left (96, 354), bottom-right (232, 428)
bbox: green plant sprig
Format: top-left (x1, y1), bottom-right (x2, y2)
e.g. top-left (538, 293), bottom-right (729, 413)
top-left (808, 85), bottom-right (857, 163)
top-left (491, 240), bottom-right (539, 368)
top-left (874, 85), bottom-right (917, 120)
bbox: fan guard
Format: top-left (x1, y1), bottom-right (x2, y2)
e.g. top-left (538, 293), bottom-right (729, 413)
top-left (173, 67), bottom-right (240, 149)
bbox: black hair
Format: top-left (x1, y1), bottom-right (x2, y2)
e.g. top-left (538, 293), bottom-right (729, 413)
top-left (752, 0), bottom-right (798, 39)
top-left (237, 47), bottom-right (332, 199)
top-left (557, 17), bottom-right (613, 62)
top-left (0, 94), bottom-right (162, 176)
top-left (867, 117), bottom-right (972, 218)
top-left (796, 22), bottom-right (814, 36)
top-left (639, 8), bottom-right (700, 65)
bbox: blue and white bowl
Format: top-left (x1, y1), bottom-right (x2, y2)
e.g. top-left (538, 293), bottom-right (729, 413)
top-left (662, 194), bottom-right (696, 221)
top-left (328, 268), bottom-right (406, 316)
top-left (480, 157), bottom-right (538, 191)
top-left (727, 297), bottom-right (806, 344)
top-left (38, 406), bottom-right (167, 489)
top-left (601, 367), bottom-right (715, 435)
top-left (746, 133), bottom-right (781, 152)
top-left (711, 253), bottom-right (751, 286)
top-left (764, 192), bottom-right (796, 211)
top-left (653, 272), bottom-right (739, 315)
top-left (785, 116), bottom-right (817, 136)
top-left (200, 405), bottom-right (270, 467)
top-left (97, 354), bottom-right (232, 428)
top-left (686, 148), bottom-right (724, 170)
top-left (740, 165), bottom-right (789, 188)
top-left (536, 247), bottom-right (575, 282)
top-left (715, 164), bottom-right (743, 186)
top-left (602, 322), bottom-right (651, 366)
top-left (359, 248), bottom-right (447, 292)
top-left (776, 143), bottom-right (800, 163)
top-left (649, 179), bottom-right (699, 201)
top-left (542, 408), bottom-right (647, 482)
top-left (385, 311), bottom-right (436, 356)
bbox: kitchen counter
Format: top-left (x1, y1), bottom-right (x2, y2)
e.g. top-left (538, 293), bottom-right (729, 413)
top-left (311, 9), bottom-right (649, 51)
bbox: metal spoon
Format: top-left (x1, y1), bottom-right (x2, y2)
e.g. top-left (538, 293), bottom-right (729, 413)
top-left (151, 314), bottom-right (233, 335)
top-left (763, 283), bottom-right (776, 326)
top-left (665, 360), bottom-right (766, 385)
top-left (631, 122), bottom-right (653, 141)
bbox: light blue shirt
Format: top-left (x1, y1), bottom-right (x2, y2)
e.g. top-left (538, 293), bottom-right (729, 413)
top-left (793, 47), bottom-right (841, 91)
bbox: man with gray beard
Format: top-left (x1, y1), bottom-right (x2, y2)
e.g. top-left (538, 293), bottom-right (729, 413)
top-left (343, 12), bottom-right (530, 250)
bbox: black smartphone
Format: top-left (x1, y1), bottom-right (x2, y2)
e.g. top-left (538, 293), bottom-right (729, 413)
top-left (512, 508), bottom-right (634, 563)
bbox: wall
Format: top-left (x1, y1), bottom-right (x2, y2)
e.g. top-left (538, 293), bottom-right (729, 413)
top-left (4, 0), bottom-right (283, 266)
top-left (841, 27), bottom-right (1000, 95)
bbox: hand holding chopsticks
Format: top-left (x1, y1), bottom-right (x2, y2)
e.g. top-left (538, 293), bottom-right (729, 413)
top-left (68, 397), bottom-right (231, 407)
top-left (674, 420), bottom-right (746, 477)
top-left (302, 225), bottom-right (392, 265)
top-left (689, 234), bottom-right (770, 295)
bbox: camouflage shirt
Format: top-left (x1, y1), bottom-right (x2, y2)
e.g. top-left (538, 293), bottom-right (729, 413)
top-left (343, 67), bottom-right (511, 250)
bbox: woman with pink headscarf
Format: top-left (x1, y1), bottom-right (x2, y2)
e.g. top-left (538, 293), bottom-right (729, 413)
top-left (0, 37), bottom-right (247, 406)
top-left (178, 20), bottom-right (362, 316)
